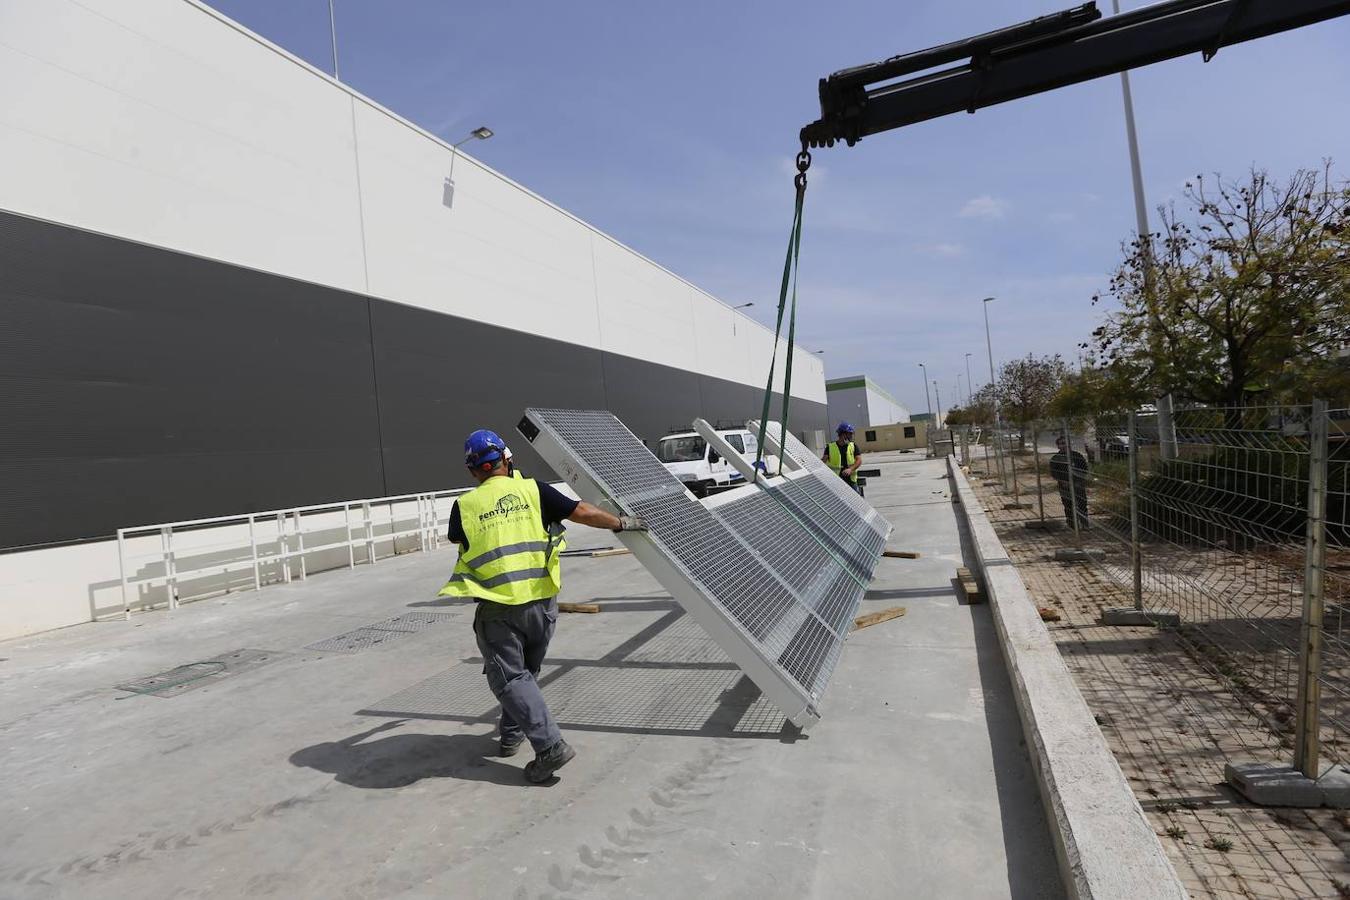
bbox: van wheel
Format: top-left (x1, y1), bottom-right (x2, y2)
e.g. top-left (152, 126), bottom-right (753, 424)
top-left (691, 481), bottom-right (711, 498)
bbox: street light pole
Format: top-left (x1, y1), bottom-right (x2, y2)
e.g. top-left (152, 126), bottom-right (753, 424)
top-left (918, 363), bottom-right (933, 420)
top-left (934, 381), bottom-right (943, 426)
top-left (1109, 0), bottom-right (1176, 459)
top-left (984, 296), bottom-right (1006, 480)
top-left (965, 352), bottom-right (974, 406)
top-left (956, 372), bottom-right (964, 407)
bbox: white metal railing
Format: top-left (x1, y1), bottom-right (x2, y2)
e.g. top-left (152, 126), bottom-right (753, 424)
top-left (115, 488), bottom-right (469, 619)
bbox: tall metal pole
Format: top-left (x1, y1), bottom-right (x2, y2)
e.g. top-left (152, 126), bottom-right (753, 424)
top-left (957, 372), bottom-right (965, 407)
top-left (918, 363), bottom-right (933, 420)
top-left (1294, 399), bottom-right (1329, 778)
top-left (934, 381), bottom-right (943, 426)
top-left (1110, 0), bottom-right (1177, 462)
top-left (965, 353), bottom-right (974, 407)
top-left (327, 0), bottom-right (341, 81)
top-left (984, 297), bottom-right (1006, 482)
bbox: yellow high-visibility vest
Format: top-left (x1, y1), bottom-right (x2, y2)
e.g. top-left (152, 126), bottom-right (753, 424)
top-left (438, 476), bottom-right (563, 604)
top-left (827, 441), bottom-right (859, 483)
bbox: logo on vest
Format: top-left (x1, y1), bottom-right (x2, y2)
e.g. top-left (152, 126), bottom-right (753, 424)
top-left (478, 492), bottom-right (530, 524)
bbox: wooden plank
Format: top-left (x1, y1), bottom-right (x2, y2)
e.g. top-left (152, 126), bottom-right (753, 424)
top-left (589, 548), bottom-right (632, 558)
top-left (882, 549), bottom-right (921, 559)
top-left (558, 602), bottom-right (601, 614)
top-left (852, 606), bottom-right (907, 631)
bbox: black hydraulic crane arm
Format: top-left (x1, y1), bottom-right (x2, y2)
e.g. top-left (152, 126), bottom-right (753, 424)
top-left (801, 0), bottom-right (1350, 148)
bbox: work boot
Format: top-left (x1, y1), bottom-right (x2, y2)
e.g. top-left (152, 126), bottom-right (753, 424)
top-left (500, 736), bottom-right (525, 758)
top-left (523, 739), bottom-right (576, 783)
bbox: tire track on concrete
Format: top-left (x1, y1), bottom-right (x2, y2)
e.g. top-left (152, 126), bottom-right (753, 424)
top-left (525, 737), bottom-right (749, 900)
top-left (0, 788), bottom-right (330, 889)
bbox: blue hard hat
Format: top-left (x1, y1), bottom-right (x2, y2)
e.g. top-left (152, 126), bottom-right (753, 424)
top-left (464, 429), bottom-right (506, 468)
top-left (837, 421), bottom-right (855, 434)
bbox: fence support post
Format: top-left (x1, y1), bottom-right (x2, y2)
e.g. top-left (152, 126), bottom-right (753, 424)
top-left (1102, 411), bottom-right (1180, 628)
top-left (1033, 426), bottom-right (1045, 524)
top-left (1130, 411), bottom-right (1143, 610)
top-left (1295, 399), bottom-right (1329, 779)
top-left (1061, 418), bottom-right (1081, 542)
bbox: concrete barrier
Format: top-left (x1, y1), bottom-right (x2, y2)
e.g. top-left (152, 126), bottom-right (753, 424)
top-left (948, 457), bottom-right (1188, 900)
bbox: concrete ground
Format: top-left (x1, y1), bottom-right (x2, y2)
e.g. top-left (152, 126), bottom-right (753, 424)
top-left (0, 452), bottom-right (1063, 899)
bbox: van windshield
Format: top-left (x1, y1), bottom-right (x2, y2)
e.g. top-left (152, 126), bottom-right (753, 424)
top-left (657, 436), bottom-right (706, 463)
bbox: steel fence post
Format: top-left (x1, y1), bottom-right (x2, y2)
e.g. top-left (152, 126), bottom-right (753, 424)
top-left (1294, 399), bottom-right (1329, 778)
top-left (1033, 425), bottom-right (1045, 523)
top-left (1129, 411), bottom-right (1143, 610)
top-left (1062, 418), bottom-right (1081, 539)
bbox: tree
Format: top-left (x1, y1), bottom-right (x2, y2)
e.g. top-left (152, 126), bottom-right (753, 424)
top-left (996, 354), bottom-right (1069, 428)
top-left (1089, 164), bottom-right (1350, 410)
top-left (1049, 362), bottom-right (1149, 419)
top-left (946, 384), bottom-right (996, 426)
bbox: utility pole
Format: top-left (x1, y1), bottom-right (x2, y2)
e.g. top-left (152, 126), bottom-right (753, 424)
top-left (327, 0), bottom-right (340, 80)
top-left (965, 352), bottom-right (974, 407)
top-left (934, 381), bottom-right (943, 426)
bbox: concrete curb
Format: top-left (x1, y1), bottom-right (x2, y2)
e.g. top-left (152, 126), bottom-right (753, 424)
top-left (948, 458), bottom-right (1188, 900)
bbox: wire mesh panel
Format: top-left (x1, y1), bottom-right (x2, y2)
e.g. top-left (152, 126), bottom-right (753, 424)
top-left (964, 404), bottom-right (1350, 770)
top-left (519, 408), bottom-right (891, 728)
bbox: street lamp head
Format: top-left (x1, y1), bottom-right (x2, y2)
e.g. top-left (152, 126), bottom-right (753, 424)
top-left (471, 126), bottom-right (494, 140)
top-left (982, 296), bottom-right (995, 303)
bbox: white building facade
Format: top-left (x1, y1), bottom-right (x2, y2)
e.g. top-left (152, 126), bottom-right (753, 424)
top-left (825, 376), bottom-right (911, 432)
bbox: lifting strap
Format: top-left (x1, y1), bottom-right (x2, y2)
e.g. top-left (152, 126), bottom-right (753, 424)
top-left (755, 149), bottom-right (811, 474)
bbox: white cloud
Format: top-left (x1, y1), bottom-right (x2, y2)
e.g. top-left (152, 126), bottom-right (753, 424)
top-left (919, 242), bottom-right (966, 257)
top-left (958, 194), bottom-right (1007, 219)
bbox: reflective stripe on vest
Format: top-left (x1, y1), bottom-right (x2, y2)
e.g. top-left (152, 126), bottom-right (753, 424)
top-left (827, 441), bottom-right (858, 483)
top-left (438, 476), bottom-right (563, 604)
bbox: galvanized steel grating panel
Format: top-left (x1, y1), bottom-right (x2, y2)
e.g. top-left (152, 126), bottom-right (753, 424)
top-left (306, 612), bottom-right (454, 653)
top-left (524, 408), bottom-right (889, 720)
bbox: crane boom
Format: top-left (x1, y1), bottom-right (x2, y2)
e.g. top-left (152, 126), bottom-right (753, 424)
top-left (802, 0), bottom-right (1350, 148)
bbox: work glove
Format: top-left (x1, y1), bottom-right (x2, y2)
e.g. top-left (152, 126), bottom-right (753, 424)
top-left (614, 515), bottom-right (648, 533)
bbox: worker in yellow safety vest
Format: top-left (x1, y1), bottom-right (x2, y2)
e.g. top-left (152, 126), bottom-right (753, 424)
top-left (439, 428), bottom-right (646, 783)
top-left (824, 421), bottom-right (863, 495)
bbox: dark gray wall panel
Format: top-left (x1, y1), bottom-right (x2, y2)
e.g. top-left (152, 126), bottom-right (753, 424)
top-left (0, 212), bottom-right (384, 547)
top-left (370, 301), bottom-right (608, 494)
top-left (0, 210), bottom-right (826, 549)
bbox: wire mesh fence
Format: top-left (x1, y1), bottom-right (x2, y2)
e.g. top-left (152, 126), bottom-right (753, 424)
top-left (958, 402), bottom-right (1349, 778)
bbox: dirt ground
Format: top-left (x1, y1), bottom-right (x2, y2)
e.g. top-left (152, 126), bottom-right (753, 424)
top-left (966, 462), bottom-right (1350, 899)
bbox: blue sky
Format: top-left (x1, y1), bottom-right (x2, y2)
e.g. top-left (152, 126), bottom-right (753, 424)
top-left (210, 0), bottom-right (1350, 414)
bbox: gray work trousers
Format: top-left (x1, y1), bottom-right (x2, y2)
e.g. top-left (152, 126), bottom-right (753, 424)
top-left (474, 596), bottom-right (561, 752)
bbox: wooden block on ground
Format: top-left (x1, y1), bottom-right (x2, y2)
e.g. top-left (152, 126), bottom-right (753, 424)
top-left (882, 549), bottom-right (921, 559)
top-left (955, 566), bottom-right (985, 604)
top-left (558, 602), bottom-right (601, 614)
top-left (852, 606), bottom-right (906, 631)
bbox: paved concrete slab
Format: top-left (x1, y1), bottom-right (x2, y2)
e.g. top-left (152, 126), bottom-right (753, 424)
top-left (0, 454), bottom-right (1063, 898)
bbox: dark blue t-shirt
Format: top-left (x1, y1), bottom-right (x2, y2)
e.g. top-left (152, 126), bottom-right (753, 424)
top-left (446, 477), bottom-right (580, 551)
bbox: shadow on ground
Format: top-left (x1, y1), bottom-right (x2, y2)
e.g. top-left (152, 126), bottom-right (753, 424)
top-left (289, 720), bottom-right (523, 789)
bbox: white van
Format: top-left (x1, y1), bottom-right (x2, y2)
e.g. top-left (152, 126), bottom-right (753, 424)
top-left (657, 427), bottom-right (765, 497)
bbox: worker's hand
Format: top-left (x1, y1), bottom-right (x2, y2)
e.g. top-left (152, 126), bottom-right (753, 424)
top-left (613, 515), bottom-right (648, 533)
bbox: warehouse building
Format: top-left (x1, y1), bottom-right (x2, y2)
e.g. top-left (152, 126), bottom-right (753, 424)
top-left (824, 375), bottom-right (910, 431)
top-left (0, 0), bottom-right (825, 636)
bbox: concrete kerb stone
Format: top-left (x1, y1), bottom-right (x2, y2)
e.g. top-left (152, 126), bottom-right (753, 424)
top-left (947, 457), bottom-right (1189, 900)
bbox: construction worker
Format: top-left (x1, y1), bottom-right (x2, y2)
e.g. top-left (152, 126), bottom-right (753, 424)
top-left (824, 422), bottom-right (863, 495)
top-left (439, 429), bottom-right (646, 783)
top-left (1049, 434), bottom-right (1090, 529)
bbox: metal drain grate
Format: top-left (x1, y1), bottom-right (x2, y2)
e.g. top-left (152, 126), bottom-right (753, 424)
top-left (305, 611), bottom-right (455, 653)
top-left (115, 648), bottom-right (284, 698)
